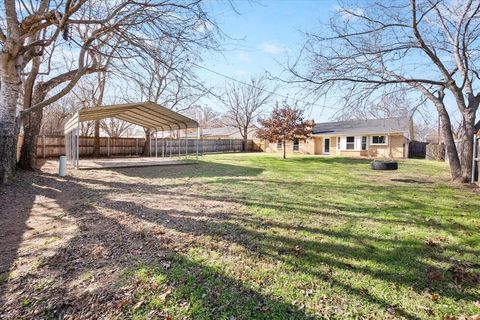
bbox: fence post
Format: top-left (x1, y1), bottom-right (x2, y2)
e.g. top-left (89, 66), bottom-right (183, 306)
top-left (42, 135), bottom-right (46, 158)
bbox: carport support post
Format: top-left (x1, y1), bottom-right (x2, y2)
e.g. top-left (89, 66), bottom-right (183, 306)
top-left (155, 131), bottom-right (158, 158)
top-left (185, 128), bottom-right (188, 159)
top-left (472, 135), bottom-right (477, 183)
top-left (178, 129), bottom-right (181, 158)
top-left (196, 127), bottom-right (199, 161)
top-left (149, 131), bottom-right (152, 157)
top-left (169, 130), bottom-right (172, 157)
top-left (107, 136), bottom-right (110, 157)
top-left (162, 130), bottom-right (165, 158)
top-left (75, 127), bottom-right (79, 169)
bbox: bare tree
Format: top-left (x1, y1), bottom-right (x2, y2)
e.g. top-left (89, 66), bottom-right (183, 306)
top-left (0, 0), bottom-right (220, 182)
top-left (187, 105), bottom-right (222, 129)
top-left (289, 0), bottom-right (480, 182)
top-left (125, 38), bottom-right (212, 156)
top-left (18, 38), bottom-right (111, 169)
top-left (222, 75), bottom-right (275, 151)
top-left (40, 96), bottom-right (77, 135)
top-left (100, 118), bottom-right (132, 138)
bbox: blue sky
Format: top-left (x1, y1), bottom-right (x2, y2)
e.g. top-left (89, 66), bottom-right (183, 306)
top-left (198, 0), bottom-right (339, 121)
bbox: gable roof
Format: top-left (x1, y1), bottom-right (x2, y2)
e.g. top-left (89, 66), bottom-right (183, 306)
top-left (312, 116), bottom-right (410, 136)
top-left (475, 120), bottom-right (480, 133)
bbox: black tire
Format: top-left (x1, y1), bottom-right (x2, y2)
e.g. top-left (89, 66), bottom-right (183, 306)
top-left (371, 161), bottom-right (398, 170)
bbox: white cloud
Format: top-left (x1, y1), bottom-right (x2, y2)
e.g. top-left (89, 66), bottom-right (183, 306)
top-left (237, 51), bottom-right (251, 62)
top-left (260, 42), bottom-right (290, 55)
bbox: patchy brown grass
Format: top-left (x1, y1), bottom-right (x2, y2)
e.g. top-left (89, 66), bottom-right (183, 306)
top-left (0, 154), bottom-right (479, 319)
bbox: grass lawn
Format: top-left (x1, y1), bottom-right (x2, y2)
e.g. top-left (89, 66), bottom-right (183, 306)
top-left (1, 154), bottom-right (479, 319)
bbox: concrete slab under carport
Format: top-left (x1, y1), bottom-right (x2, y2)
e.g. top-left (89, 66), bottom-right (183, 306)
top-left (76, 157), bottom-right (196, 170)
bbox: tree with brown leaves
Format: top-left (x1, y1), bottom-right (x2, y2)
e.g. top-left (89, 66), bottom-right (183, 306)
top-left (257, 103), bottom-right (312, 159)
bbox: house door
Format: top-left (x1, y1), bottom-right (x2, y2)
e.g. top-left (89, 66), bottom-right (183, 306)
top-left (323, 138), bottom-right (330, 154)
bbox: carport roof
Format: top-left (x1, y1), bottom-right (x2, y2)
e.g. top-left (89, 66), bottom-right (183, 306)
top-left (75, 102), bottom-right (198, 130)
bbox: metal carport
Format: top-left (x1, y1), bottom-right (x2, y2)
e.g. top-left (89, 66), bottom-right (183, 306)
top-left (64, 102), bottom-right (199, 169)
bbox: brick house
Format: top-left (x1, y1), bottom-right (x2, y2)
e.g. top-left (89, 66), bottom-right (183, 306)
top-left (262, 116), bottom-right (413, 158)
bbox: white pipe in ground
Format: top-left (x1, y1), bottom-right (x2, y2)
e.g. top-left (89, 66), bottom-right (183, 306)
top-left (59, 156), bottom-right (67, 176)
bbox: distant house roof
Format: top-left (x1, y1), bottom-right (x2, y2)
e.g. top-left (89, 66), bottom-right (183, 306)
top-left (312, 116), bottom-right (411, 136)
top-left (475, 120), bottom-right (480, 133)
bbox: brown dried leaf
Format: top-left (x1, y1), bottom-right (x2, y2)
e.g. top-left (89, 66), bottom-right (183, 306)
top-left (292, 245), bottom-right (302, 256)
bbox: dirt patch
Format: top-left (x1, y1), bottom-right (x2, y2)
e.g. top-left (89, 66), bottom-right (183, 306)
top-left (0, 161), bottom-right (246, 319)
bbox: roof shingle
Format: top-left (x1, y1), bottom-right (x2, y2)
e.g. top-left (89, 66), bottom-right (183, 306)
top-left (312, 116), bottom-right (410, 135)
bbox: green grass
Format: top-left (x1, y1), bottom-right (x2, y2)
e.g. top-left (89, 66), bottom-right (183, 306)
top-left (118, 154), bottom-right (479, 319)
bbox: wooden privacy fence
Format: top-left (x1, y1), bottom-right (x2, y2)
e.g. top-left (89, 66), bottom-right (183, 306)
top-left (426, 143), bottom-right (446, 161)
top-left (17, 135), bottom-right (257, 159)
top-left (408, 140), bottom-right (428, 158)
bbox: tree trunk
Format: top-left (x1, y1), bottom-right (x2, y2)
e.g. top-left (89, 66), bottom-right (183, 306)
top-left (18, 78), bottom-right (47, 170)
top-left (283, 140), bottom-right (286, 159)
top-left (243, 127), bottom-right (248, 152)
top-left (458, 108), bottom-right (476, 181)
top-left (438, 109), bottom-right (463, 181)
top-left (0, 68), bottom-right (22, 183)
top-left (18, 109), bottom-right (43, 170)
top-left (93, 120), bottom-right (100, 157)
top-left (142, 128), bottom-right (151, 156)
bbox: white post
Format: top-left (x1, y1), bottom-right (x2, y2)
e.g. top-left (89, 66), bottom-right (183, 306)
top-left (75, 127), bottom-right (80, 169)
top-left (472, 135), bottom-right (477, 183)
top-left (162, 130), bottom-right (165, 158)
top-left (169, 130), bottom-right (172, 157)
top-left (155, 131), bottom-right (158, 158)
top-left (196, 127), bottom-right (199, 161)
top-left (59, 156), bottom-right (67, 176)
top-left (150, 131), bottom-right (152, 157)
top-left (185, 128), bottom-right (188, 159)
top-left (178, 129), bottom-right (181, 158)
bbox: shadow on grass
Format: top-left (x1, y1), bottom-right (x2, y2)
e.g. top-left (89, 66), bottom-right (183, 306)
top-left (0, 172), bottom-right (43, 304)
top-left (1, 174), bottom-right (311, 319)
top-left (2, 157), bottom-right (478, 318)
top-left (109, 160), bottom-right (264, 179)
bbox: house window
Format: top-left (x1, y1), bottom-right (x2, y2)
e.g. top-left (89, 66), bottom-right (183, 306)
top-left (361, 136), bottom-right (367, 150)
top-left (346, 136), bottom-right (355, 150)
top-left (277, 140), bottom-right (282, 149)
top-left (371, 135), bottom-right (387, 145)
top-left (293, 138), bottom-right (300, 151)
